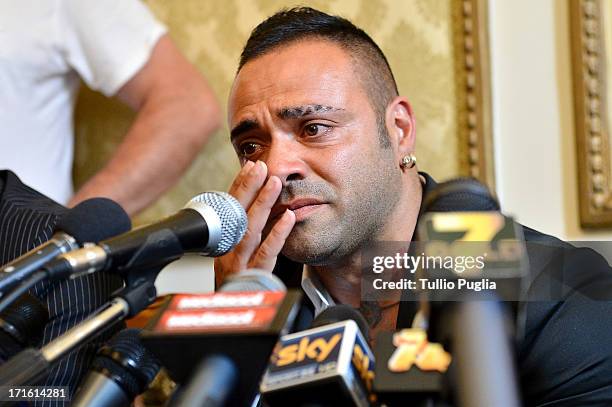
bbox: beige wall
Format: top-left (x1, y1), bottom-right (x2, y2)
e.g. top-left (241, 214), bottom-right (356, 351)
top-left (490, 0), bottom-right (612, 241)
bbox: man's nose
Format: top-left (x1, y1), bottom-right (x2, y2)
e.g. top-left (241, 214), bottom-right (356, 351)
top-left (264, 138), bottom-right (307, 184)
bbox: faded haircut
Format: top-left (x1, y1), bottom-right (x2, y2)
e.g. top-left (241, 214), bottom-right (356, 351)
top-left (238, 7), bottom-right (399, 146)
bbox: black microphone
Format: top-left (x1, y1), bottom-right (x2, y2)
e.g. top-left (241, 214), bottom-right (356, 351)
top-left (172, 355), bottom-right (237, 407)
top-left (415, 177), bottom-right (522, 407)
top-left (42, 192), bottom-right (247, 281)
top-left (0, 293), bottom-right (48, 362)
top-left (142, 270), bottom-right (301, 407)
top-left (421, 177), bottom-right (500, 212)
top-left (0, 196), bottom-right (247, 389)
top-left (0, 198), bottom-right (131, 294)
top-left (311, 304), bottom-right (370, 336)
top-left (170, 271), bottom-right (287, 407)
top-left (72, 328), bottom-right (161, 407)
top-left (260, 305), bottom-right (376, 407)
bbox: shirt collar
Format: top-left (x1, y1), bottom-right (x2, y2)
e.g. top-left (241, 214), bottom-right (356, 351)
top-left (301, 265), bottom-right (335, 316)
top-left (299, 172), bottom-right (435, 316)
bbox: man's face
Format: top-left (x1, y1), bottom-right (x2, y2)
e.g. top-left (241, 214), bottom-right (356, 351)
top-left (228, 39), bottom-right (402, 265)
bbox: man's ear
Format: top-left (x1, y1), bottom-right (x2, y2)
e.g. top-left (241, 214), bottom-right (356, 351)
top-left (385, 96), bottom-right (416, 155)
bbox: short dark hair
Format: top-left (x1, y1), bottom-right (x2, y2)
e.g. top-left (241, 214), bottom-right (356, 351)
top-left (238, 7), bottom-right (399, 146)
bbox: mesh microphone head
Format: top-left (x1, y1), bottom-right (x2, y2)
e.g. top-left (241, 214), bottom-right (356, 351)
top-left (0, 294), bottom-right (48, 360)
top-left (220, 269), bottom-right (287, 292)
top-left (422, 177), bottom-right (500, 213)
top-left (56, 197), bottom-right (132, 243)
top-left (93, 328), bottom-right (161, 399)
top-left (185, 191), bottom-right (247, 257)
top-left (311, 305), bottom-right (370, 339)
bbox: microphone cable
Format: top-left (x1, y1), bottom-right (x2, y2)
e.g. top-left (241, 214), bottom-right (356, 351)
top-left (0, 272), bottom-right (46, 314)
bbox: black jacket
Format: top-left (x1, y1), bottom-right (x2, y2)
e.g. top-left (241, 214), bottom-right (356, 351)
top-left (0, 170), bottom-right (123, 405)
top-left (272, 172), bottom-right (612, 406)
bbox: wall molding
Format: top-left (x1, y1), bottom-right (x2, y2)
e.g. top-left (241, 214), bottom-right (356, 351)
top-left (570, 0), bottom-right (612, 227)
top-left (454, 0), bottom-right (496, 192)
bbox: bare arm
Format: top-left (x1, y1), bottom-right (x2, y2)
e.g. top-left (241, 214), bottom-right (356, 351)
top-left (69, 34), bottom-right (222, 215)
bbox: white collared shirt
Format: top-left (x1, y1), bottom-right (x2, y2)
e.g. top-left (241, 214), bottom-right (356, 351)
top-left (301, 265), bottom-right (336, 316)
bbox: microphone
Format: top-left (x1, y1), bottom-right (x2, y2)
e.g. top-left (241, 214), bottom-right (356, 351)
top-left (310, 304), bottom-right (370, 335)
top-left (0, 293), bottom-right (48, 361)
top-left (42, 191), bottom-right (247, 281)
top-left (421, 177), bottom-right (500, 212)
top-left (142, 270), bottom-right (302, 407)
top-left (0, 196), bottom-right (247, 389)
top-left (72, 328), bottom-right (161, 407)
top-left (413, 177), bottom-right (522, 407)
top-left (260, 305), bottom-right (376, 407)
top-left (413, 177), bottom-right (528, 305)
top-left (172, 355), bottom-right (237, 407)
top-left (372, 329), bottom-right (450, 407)
top-left (0, 198), bottom-right (131, 294)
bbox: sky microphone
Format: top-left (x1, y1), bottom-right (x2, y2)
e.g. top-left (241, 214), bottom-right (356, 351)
top-left (260, 305), bottom-right (376, 407)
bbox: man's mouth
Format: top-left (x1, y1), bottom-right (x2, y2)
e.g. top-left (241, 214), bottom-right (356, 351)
top-left (271, 198), bottom-right (327, 222)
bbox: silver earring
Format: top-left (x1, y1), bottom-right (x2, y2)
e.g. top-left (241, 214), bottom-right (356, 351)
top-left (400, 154), bottom-right (416, 169)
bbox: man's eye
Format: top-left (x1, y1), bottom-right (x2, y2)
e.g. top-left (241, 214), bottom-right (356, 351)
top-left (304, 123), bottom-right (324, 137)
top-left (239, 142), bottom-right (259, 156)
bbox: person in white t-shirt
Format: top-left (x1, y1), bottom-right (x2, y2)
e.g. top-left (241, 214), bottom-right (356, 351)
top-left (0, 0), bottom-right (221, 215)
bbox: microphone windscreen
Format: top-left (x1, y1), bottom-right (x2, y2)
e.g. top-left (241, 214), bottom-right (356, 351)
top-left (220, 269), bottom-right (286, 292)
top-left (0, 293), bottom-right (48, 347)
top-left (185, 191), bottom-right (247, 256)
top-left (422, 177), bottom-right (500, 213)
top-left (93, 328), bottom-right (161, 399)
top-left (311, 304), bottom-right (370, 339)
top-left (93, 354), bottom-right (141, 398)
top-left (56, 198), bottom-right (132, 243)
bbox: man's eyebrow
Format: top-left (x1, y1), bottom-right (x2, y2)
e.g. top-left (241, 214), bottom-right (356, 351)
top-left (230, 119), bottom-right (259, 142)
top-left (277, 105), bottom-right (344, 119)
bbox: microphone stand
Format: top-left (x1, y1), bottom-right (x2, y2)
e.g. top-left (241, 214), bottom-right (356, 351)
top-left (0, 233), bottom-right (77, 296)
top-left (447, 295), bottom-right (521, 407)
top-left (174, 355), bottom-right (238, 407)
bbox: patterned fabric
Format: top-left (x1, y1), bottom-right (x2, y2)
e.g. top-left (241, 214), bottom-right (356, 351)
top-left (0, 170), bottom-right (123, 406)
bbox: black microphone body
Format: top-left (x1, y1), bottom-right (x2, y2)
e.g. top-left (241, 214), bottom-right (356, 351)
top-left (373, 331), bottom-right (448, 407)
top-left (0, 293), bottom-right (48, 361)
top-left (72, 328), bottom-right (161, 407)
top-left (74, 373), bottom-right (129, 407)
top-left (418, 178), bottom-right (522, 407)
top-left (0, 233), bottom-right (76, 294)
top-left (0, 297), bottom-right (129, 388)
top-left (448, 296), bottom-right (519, 407)
top-left (173, 354), bottom-right (237, 407)
top-left (43, 191), bottom-right (247, 281)
top-left (101, 209), bottom-right (208, 273)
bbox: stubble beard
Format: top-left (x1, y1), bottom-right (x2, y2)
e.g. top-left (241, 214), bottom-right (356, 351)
top-left (282, 139), bottom-right (402, 266)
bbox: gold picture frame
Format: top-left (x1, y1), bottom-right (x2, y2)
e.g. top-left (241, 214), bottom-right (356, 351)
top-left (570, 0), bottom-right (612, 227)
top-left (454, 0), bottom-right (495, 191)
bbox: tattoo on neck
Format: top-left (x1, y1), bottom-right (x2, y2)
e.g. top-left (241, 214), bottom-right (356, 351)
top-left (359, 301), bottom-right (382, 328)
